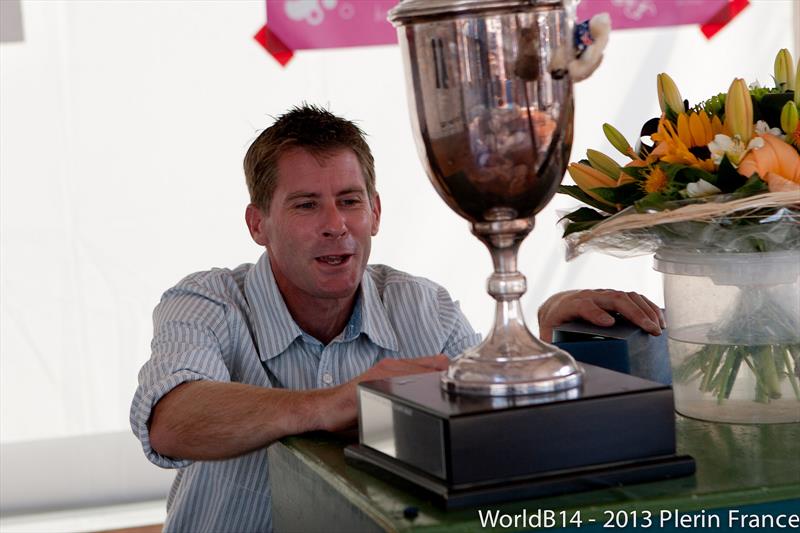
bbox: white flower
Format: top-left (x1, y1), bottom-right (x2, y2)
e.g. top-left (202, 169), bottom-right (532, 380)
top-left (755, 120), bottom-right (782, 136)
top-left (707, 133), bottom-right (764, 166)
top-left (685, 179), bottom-right (722, 198)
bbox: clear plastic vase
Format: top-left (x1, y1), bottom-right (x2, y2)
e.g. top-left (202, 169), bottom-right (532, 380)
top-left (655, 248), bottom-right (800, 424)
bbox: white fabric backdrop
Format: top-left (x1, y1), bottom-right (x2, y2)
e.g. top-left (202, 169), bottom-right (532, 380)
top-left (0, 0), bottom-right (795, 444)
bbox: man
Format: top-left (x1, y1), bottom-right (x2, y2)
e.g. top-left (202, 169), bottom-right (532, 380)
top-left (131, 105), bottom-right (664, 532)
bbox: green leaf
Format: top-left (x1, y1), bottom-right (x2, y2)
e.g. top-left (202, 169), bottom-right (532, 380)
top-left (557, 185), bottom-right (618, 214)
top-left (562, 219), bottom-right (604, 237)
top-left (659, 163), bottom-right (716, 188)
top-left (696, 93), bottom-right (725, 118)
top-left (716, 155), bottom-right (747, 192)
top-left (620, 165), bottom-right (647, 179)
top-left (754, 92), bottom-right (792, 127)
top-left (590, 182), bottom-right (645, 205)
top-left (656, 162), bottom-right (718, 188)
top-left (634, 192), bottom-right (669, 212)
top-left (657, 163), bottom-right (686, 181)
top-left (676, 166), bottom-right (718, 185)
top-left (559, 207), bottom-right (607, 223)
top-left (734, 174), bottom-right (769, 195)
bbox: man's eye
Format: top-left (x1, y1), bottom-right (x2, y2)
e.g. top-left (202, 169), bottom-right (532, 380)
top-left (342, 198), bottom-right (361, 206)
top-left (295, 202), bottom-right (316, 210)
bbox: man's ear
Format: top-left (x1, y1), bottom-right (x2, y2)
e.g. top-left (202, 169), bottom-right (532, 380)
top-left (245, 204), bottom-right (269, 246)
top-left (370, 194), bottom-right (382, 236)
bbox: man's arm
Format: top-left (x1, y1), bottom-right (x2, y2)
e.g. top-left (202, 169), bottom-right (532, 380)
top-left (148, 354), bottom-right (450, 461)
top-left (148, 381), bottom-right (331, 460)
top-left (538, 289), bottom-right (666, 342)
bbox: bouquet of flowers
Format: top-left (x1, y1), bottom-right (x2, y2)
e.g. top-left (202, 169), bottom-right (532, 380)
top-left (559, 49), bottom-right (800, 414)
top-left (560, 49), bottom-right (800, 256)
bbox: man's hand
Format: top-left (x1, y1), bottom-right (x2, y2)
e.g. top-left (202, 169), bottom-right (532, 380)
top-left (538, 289), bottom-right (666, 342)
top-left (315, 354), bottom-right (450, 432)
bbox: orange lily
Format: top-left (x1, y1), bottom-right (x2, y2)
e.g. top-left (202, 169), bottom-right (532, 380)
top-left (725, 78), bottom-right (754, 142)
top-left (567, 162), bottom-right (618, 206)
top-left (738, 133), bottom-right (800, 191)
top-left (675, 111), bottom-right (721, 148)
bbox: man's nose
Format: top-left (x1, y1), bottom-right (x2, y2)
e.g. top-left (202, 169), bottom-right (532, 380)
top-left (320, 203), bottom-right (347, 238)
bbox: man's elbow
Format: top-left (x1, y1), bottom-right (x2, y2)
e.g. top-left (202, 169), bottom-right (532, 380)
top-left (147, 390), bottom-right (188, 458)
top-left (148, 405), bottom-right (179, 458)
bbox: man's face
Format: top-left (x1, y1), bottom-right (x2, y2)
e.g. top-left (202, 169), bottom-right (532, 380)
top-left (248, 147), bottom-right (380, 304)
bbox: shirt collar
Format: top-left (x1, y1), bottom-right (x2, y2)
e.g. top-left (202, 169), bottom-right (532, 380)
top-left (244, 254), bottom-right (399, 359)
top-left (244, 252), bottom-right (303, 360)
top-left (359, 268), bottom-right (399, 352)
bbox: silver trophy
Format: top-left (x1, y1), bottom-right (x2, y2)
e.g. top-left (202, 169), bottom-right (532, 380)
top-left (350, 5), bottom-right (691, 493)
top-left (390, 0), bottom-right (582, 395)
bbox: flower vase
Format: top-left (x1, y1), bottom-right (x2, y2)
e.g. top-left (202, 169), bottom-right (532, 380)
top-left (654, 248), bottom-right (800, 424)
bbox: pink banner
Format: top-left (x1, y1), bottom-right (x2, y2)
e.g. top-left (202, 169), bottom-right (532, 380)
top-left (257, 0), bottom-right (748, 65)
top-left (266, 0), bottom-right (397, 51)
top-left (576, 0), bottom-right (728, 30)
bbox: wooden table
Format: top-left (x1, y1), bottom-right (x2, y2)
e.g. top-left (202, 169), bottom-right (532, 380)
top-left (268, 417), bottom-right (800, 532)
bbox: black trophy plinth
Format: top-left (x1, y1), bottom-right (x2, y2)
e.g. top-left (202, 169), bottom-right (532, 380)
top-left (345, 364), bottom-right (695, 508)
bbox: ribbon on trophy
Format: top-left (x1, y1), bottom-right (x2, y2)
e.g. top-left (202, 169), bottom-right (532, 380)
top-left (255, 0), bottom-right (750, 66)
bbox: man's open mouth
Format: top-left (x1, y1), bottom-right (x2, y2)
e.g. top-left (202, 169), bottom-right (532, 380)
top-left (315, 254), bottom-right (353, 266)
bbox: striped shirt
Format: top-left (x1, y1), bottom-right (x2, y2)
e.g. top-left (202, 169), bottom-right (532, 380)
top-left (130, 251), bottom-right (480, 532)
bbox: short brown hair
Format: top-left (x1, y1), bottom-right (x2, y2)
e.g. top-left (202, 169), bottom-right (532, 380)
top-left (244, 104), bottom-right (376, 211)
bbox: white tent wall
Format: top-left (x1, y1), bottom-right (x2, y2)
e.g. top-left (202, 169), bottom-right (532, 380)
top-left (0, 0), bottom-right (794, 513)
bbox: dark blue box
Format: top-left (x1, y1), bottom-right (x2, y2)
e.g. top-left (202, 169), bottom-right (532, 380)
top-left (553, 315), bottom-right (672, 384)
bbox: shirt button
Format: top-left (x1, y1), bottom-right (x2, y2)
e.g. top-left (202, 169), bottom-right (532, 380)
top-left (322, 372), bottom-right (333, 385)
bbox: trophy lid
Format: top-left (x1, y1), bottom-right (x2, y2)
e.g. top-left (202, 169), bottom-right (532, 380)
top-left (388, 0), bottom-right (564, 26)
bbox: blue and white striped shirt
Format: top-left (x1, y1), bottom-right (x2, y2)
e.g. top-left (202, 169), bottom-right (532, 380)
top-left (130, 252), bottom-right (479, 532)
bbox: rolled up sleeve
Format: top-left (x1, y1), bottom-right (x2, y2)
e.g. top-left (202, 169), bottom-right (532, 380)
top-left (130, 284), bottom-right (232, 469)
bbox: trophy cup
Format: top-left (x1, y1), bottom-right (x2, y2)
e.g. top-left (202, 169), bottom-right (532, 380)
top-left (392, 0), bottom-right (581, 397)
top-left (345, 0), bottom-right (694, 507)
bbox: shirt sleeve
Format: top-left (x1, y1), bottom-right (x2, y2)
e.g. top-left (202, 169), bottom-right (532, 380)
top-left (435, 285), bottom-right (482, 358)
top-left (130, 282), bottom-right (233, 469)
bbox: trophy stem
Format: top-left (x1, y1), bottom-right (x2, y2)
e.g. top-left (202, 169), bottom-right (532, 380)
top-left (441, 217), bottom-right (583, 396)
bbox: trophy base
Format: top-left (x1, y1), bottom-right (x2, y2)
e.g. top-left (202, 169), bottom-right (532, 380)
top-left (346, 364), bottom-right (694, 508)
top-left (345, 445), bottom-right (695, 509)
top-left (441, 346), bottom-right (584, 396)
top-left (442, 328), bottom-right (585, 396)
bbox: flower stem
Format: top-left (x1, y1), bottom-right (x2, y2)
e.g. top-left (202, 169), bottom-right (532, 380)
top-left (700, 345), bottom-right (723, 392)
top-left (744, 356), bottom-right (770, 404)
top-left (721, 352), bottom-right (744, 400)
top-left (762, 345), bottom-right (783, 399)
top-left (783, 346), bottom-right (800, 401)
